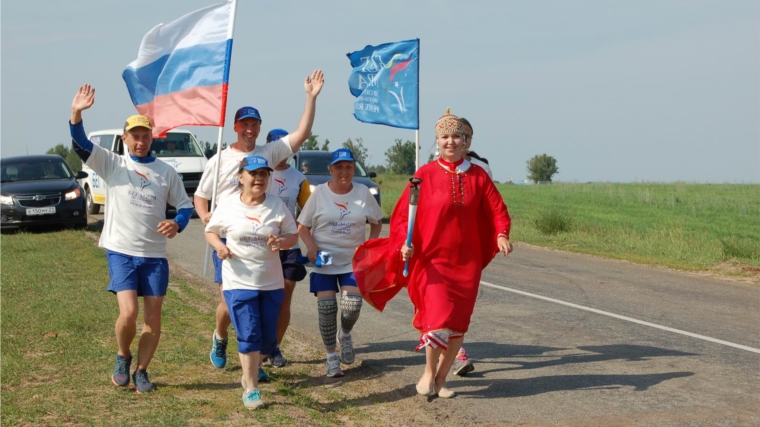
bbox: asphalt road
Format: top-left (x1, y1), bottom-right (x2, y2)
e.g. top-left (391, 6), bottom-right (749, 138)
top-left (96, 213), bottom-right (760, 426)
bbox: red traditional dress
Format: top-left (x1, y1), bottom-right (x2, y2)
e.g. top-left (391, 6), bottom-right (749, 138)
top-left (353, 157), bottom-right (510, 350)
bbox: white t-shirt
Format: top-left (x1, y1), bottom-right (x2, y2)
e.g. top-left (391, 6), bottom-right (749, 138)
top-left (195, 137), bottom-right (293, 205)
top-left (266, 166), bottom-right (309, 219)
top-left (205, 194), bottom-right (298, 291)
top-left (297, 182), bottom-right (383, 274)
top-left (470, 157), bottom-right (493, 179)
top-left (85, 145), bottom-right (193, 258)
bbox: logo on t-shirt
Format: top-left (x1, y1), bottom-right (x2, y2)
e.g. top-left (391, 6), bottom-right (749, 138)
top-left (334, 201), bottom-right (351, 220)
top-left (274, 177), bottom-right (287, 195)
top-left (134, 171), bottom-right (151, 190)
top-left (245, 214), bottom-right (262, 232)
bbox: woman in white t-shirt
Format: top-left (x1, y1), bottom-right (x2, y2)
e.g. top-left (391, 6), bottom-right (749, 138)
top-left (297, 148), bottom-right (383, 378)
top-left (205, 155), bottom-right (298, 410)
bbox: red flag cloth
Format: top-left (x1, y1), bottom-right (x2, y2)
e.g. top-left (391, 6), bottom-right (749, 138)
top-left (353, 160), bottom-right (510, 334)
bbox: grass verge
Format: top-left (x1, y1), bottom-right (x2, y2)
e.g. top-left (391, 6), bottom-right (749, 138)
top-left (1, 229), bottom-right (432, 426)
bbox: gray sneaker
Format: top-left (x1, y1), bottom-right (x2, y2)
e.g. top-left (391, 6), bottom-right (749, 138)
top-left (132, 369), bottom-right (156, 393)
top-left (111, 354), bottom-right (131, 387)
top-left (326, 354), bottom-right (344, 378)
top-left (269, 347), bottom-right (288, 368)
top-left (452, 348), bottom-right (475, 376)
top-left (337, 332), bottom-right (355, 364)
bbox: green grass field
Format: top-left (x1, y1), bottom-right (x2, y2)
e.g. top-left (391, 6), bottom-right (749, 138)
top-left (375, 175), bottom-right (760, 272)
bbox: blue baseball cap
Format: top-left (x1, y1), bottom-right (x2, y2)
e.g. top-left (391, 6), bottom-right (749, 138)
top-left (266, 128), bottom-right (289, 143)
top-left (234, 106), bottom-right (262, 123)
top-left (239, 155), bottom-right (273, 172)
top-left (330, 148), bottom-right (356, 165)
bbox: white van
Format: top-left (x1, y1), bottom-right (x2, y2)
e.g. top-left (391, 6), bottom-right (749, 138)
top-left (81, 128), bottom-right (208, 214)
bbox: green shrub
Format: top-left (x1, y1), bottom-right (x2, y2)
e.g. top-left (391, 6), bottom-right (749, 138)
top-left (534, 209), bottom-right (574, 235)
top-left (720, 237), bottom-right (760, 262)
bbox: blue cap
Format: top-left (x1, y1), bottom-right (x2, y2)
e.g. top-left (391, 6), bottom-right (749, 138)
top-left (234, 106), bottom-right (262, 123)
top-left (266, 128), bottom-right (289, 143)
top-left (239, 155), bottom-right (273, 172)
top-left (330, 148), bottom-right (356, 165)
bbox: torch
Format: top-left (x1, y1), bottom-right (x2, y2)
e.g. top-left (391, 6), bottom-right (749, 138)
top-left (403, 177), bottom-right (423, 277)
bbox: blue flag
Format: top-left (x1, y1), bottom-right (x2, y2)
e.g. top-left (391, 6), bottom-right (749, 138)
top-left (347, 39), bottom-right (419, 130)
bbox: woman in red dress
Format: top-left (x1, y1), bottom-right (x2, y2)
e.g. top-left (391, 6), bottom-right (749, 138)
top-left (354, 109), bottom-right (512, 398)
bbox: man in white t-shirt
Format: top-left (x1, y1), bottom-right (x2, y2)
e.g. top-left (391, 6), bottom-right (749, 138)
top-left (195, 70), bottom-right (325, 374)
top-left (264, 128), bottom-right (312, 368)
top-left (69, 84), bottom-right (194, 394)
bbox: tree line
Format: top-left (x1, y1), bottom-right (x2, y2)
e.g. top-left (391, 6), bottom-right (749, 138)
top-left (45, 133), bottom-right (559, 182)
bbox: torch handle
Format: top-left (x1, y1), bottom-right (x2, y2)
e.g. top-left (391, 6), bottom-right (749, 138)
top-left (403, 204), bottom-right (418, 277)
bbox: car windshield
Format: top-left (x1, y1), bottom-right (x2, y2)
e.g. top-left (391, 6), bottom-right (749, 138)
top-left (151, 133), bottom-right (203, 158)
top-left (1, 159), bottom-right (73, 182)
top-left (298, 152), bottom-right (369, 177)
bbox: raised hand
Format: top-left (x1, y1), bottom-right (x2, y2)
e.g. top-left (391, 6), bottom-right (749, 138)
top-left (72, 84), bottom-right (95, 112)
top-left (304, 70), bottom-right (324, 98)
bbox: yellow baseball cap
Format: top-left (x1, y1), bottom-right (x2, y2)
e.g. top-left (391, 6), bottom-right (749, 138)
top-left (124, 115), bottom-right (152, 132)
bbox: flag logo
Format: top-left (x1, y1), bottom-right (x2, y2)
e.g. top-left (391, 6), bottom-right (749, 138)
top-left (134, 171), bottom-right (151, 190)
top-left (245, 214), bottom-right (262, 232)
top-left (274, 177), bottom-right (287, 195)
top-left (334, 201), bottom-right (351, 220)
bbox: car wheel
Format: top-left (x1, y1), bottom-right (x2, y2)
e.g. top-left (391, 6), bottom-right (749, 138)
top-left (86, 187), bottom-right (100, 215)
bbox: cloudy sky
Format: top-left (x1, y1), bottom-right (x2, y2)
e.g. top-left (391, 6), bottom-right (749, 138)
top-left (2, 0), bottom-right (758, 183)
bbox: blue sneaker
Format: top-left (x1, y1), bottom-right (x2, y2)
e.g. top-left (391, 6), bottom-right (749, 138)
top-left (111, 354), bottom-right (131, 387)
top-left (210, 332), bottom-right (228, 369)
top-left (269, 347), bottom-right (288, 368)
top-left (258, 365), bottom-right (270, 383)
top-left (132, 369), bottom-right (155, 393)
top-left (243, 388), bottom-right (265, 410)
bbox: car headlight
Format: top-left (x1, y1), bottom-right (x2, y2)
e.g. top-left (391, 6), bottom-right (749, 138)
top-left (369, 187), bottom-right (379, 195)
top-left (0, 195), bottom-right (13, 205)
top-left (65, 189), bottom-right (82, 200)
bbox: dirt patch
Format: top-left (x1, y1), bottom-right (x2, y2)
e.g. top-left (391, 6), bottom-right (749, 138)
top-left (708, 260), bottom-right (760, 285)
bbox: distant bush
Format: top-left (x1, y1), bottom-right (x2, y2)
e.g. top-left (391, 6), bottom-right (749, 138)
top-left (534, 209), bottom-right (574, 235)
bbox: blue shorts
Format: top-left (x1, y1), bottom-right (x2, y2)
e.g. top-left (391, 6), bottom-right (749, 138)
top-left (212, 238), bottom-right (227, 284)
top-left (223, 288), bottom-right (284, 354)
top-left (309, 271), bottom-right (357, 295)
top-left (106, 250), bottom-right (169, 297)
top-left (280, 248), bottom-right (307, 282)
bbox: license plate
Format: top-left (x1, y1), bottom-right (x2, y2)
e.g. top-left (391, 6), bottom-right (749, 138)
top-left (26, 207), bottom-right (56, 215)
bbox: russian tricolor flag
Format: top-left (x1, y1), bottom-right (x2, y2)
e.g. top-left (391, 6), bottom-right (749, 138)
top-left (123, 1), bottom-right (235, 137)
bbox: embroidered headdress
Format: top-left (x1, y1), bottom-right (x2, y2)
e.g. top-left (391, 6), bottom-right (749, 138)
top-left (435, 108), bottom-right (464, 138)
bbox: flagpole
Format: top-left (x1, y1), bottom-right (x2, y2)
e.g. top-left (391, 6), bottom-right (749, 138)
top-left (203, 0), bottom-right (239, 276)
top-left (415, 38), bottom-right (420, 171)
top-left (415, 130), bottom-right (419, 170)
